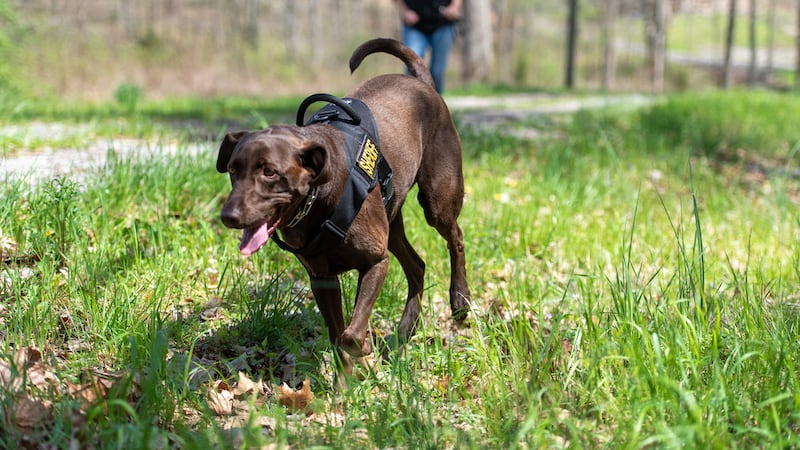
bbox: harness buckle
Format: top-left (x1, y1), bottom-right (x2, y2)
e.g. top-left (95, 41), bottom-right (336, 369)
top-left (320, 220), bottom-right (347, 240)
top-left (381, 172), bottom-right (394, 206)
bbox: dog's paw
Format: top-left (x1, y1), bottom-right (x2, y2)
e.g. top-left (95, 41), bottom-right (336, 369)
top-left (340, 329), bottom-right (372, 357)
top-left (450, 290), bottom-right (471, 322)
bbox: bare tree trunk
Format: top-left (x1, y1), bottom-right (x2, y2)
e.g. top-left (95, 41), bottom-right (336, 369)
top-left (747, 0), bottom-right (757, 85)
top-left (285, 0), bottom-right (301, 62)
top-left (766, 0), bottom-right (776, 77)
top-left (309, 0), bottom-right (323, 66)
top-left (723, 0), bottom-right (737, 89)
top-left (797, 0), bottom-right (800, 89)
top-left (645, 0), bottom-right (666, 92)
top-left (601, 0), bottom-right (618, 90)
top-left (244, 0), bottom-right (260, 49)
top-left (145, 0), bottom-right (157, 40)
top-left (497, 0), bottom-right (515, 83)
top-left (565, 0), bottom-right (578, 89)
top-left (215, 0), bottom-right (228, 50)
top-left (117, 0), bottom-right (134, 39)
top-left (460, 0), bottom-right (494, 83)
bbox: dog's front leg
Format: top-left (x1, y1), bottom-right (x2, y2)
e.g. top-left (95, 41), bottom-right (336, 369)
top-left (340, 256), bottom-right (389, 357)
top-left (309, 277), bottom-right (355, 372)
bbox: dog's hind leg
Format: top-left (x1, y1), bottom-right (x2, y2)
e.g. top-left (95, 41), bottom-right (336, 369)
top-left (388, 211), bottom-right (426, 340)
top-left (438, 221), bottom-right (470, 321)
top-left (416, 165), bottom-right (471, 322)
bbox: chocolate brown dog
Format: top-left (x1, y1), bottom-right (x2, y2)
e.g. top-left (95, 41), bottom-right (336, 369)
top-left (216, 38), bottom-right (470, 371)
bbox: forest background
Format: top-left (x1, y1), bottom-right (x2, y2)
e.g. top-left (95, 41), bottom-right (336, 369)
top-left (1, 0), bottom-right (799, 103)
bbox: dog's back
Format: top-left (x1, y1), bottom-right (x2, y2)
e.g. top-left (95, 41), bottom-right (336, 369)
top-left (346, 39), bottom-right (464, 224)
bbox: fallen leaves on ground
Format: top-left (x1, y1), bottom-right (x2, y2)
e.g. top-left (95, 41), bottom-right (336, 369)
top-left (0, 346), bottom-right (57, 433)
top-left (0, 233), bottom-right (41, 293)
top-left (11, 395), bottom-right (53, 429)
top-left (277, 378), bottom-right (314, 413)
top-left (206, 372), bottom-right (278, 431)
top-left (0, 345), bottom-right (139, 447)
top-left (207, 371), bottom-right (271, 416)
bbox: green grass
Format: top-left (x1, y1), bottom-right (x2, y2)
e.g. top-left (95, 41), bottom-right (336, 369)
top-left (0, 95), bottom-right (301, 155)
top-left (1, 90), bottom-right (799, 448)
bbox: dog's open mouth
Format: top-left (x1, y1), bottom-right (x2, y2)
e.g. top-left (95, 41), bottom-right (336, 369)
top-left (239, 218), bottom-right (280, 256)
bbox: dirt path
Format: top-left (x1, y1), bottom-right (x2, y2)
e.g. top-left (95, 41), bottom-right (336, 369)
top-left (0, 93), bottom-right (653, 184)
top-left (0, 135), bottom-right (208, 185)
top-left (450, 92), bottom-right (652, 134)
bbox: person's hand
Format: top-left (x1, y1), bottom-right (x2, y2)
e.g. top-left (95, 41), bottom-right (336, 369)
top-left (402, 9), bottom-right (419, 25)
top-left (439, 3), bottom-right (461, 20)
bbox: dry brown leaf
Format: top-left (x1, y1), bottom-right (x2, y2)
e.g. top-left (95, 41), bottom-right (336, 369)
top-left (208, 381), bottom-right (235, 416)
top-left (232, 371), bottom-right (258, 398)
top-left (209, 389), bottom-right (234, 416)
top-left (0, 360), bottom-right (15, 390)
top-left (67, 381), bottom-right (98, 408)
top-left (27, 361), bottom-right (58, 389)
top-left (18, 346), bottom-right (42, 367)
top-left (278, 378), bottom-right (314, 413)
top-left (14, 394), bottom-right (52, 429)
top-left (434, 375), bottom-right (450, 393)
top-left (1, 346), bottom-right (53, 393)
top-left (66, 373), bottom-right (113, 410)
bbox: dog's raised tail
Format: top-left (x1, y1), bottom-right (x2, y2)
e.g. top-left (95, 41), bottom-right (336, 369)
top-left (349, 38), bottom-right (435, 89)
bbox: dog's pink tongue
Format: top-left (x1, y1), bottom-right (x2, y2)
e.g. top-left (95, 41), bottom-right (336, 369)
top-left (239, 222), bottom-right (273, 256)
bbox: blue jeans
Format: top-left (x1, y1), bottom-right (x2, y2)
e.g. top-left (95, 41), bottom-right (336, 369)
top-left (402, 23), bottom-right (456, 94)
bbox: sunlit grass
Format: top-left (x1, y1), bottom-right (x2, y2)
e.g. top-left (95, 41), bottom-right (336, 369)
top-left (1, 90), bottom-right (799, 448)
top-left (0, 95), bottom-right (302, 155)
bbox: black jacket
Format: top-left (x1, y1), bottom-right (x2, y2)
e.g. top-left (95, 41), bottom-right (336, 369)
top-left (404, 0), bottom-right (456, 34)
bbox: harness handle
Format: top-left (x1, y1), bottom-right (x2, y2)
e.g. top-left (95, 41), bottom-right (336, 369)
top-left (296, 93), bottom-right (362, 126)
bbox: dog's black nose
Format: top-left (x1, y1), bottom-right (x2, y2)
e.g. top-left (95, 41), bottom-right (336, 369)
top-left (220, 206), bottom-right (243, 228)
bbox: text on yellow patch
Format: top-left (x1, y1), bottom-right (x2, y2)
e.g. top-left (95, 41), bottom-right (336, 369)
top-left (357, 138), bottom-right (378, 178)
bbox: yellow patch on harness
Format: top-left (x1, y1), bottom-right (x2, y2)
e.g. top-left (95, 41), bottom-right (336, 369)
top-left (357, 138), bottom-right (379, 179)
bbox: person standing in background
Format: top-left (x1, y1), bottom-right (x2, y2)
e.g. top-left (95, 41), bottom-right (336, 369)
top-left (396, 0), bottom-right (462, 94)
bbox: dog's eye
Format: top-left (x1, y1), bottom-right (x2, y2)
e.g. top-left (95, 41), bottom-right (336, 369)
top-left (263, 167), bottom-right (278, 178)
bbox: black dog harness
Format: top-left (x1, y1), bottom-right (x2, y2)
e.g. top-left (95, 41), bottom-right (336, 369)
top-left (271, 94), bottom-right (394, 256)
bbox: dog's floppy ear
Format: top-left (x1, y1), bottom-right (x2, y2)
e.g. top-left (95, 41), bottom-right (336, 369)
top-left (217, 131), bottom-right (249, 173)
top-left (300, 144), bottom-right (329, 186)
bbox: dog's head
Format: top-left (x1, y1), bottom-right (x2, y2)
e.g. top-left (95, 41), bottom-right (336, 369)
top-left (216, 126), bottom-right (330, 256)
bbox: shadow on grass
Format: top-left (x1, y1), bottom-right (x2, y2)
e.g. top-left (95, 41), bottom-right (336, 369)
top-left (165, 273), bottom-right (332, 392)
